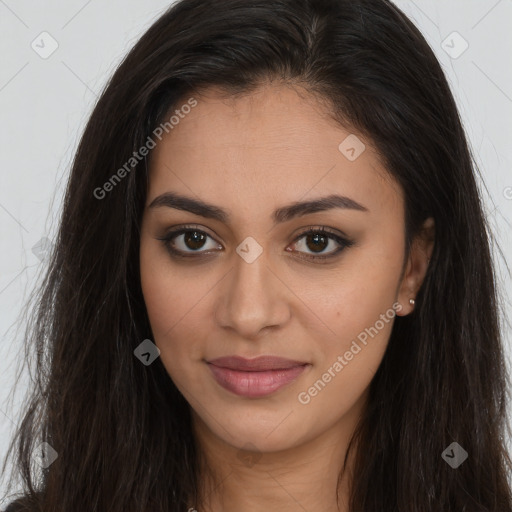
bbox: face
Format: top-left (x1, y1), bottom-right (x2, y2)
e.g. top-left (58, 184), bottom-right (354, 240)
top-left (140, 83), bottom-right (430, 453)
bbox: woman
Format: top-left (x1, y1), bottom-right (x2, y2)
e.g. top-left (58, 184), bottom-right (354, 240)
top-left (2, 0), bottom-right (511, 510)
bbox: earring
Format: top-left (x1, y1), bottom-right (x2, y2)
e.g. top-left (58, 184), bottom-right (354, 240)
top-left (409, 298), bottom-right (415, 305)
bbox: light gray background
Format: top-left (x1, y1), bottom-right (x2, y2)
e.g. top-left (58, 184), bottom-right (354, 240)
top-left (1, 0), bottom-right (511, 504)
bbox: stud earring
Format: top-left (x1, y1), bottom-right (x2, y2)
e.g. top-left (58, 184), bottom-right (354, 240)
top-left (409, 298), bottom-right (415, 305)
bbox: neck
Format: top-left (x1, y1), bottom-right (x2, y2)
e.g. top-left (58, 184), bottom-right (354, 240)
top-left (189, 396), bottom-right (365, 512)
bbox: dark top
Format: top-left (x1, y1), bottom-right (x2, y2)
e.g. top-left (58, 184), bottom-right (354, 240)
top-left (4, 502), bottom-right (24, 512)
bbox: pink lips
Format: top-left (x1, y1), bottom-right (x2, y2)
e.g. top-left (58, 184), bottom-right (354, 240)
top-left (206, 355), bottom-right (310, 398)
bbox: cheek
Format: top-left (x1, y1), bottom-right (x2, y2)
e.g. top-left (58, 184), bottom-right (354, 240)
top-left (140, 241), bottom-right (184, 360)
top-left (140, 272), bottom-right (197, 389)
top-left (140, 232), bottom-right (202, 331)
top-left (299, 240), bottom-right (402, 340)
top-left (296, 293), bottom-right (398, 419)
top-left (139, 241), bottom-right (218, 379)
top-left (297, 238), bottom-right (403, 392)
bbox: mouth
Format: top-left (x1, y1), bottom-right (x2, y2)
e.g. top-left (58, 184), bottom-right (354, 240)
top-left (206, 355), bottom-right (311, 398)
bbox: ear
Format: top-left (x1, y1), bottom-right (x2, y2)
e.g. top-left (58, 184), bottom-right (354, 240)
top-left (395, 217), bottom-right (435, 316)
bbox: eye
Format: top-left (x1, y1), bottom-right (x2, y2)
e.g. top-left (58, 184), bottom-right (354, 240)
top-left (157, 225), bottom-right (222, 258)
top-left (157, 224), bottom-right (354, 262)
top-left (288, 226), bottom-right (354, 261)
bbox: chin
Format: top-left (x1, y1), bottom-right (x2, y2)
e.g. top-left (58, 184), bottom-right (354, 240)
top-left (211, 413), bottom-right (309, 452)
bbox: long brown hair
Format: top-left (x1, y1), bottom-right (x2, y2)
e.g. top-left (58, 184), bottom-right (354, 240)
top-left (2, 0), bottom-right (511, 510)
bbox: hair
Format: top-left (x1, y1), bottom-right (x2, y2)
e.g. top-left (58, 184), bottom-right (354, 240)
top-left (2, 0), bottom-right (511, 510)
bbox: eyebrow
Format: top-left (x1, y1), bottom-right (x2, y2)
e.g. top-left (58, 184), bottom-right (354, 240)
top-left (148, 191), bottom-right (368, 224)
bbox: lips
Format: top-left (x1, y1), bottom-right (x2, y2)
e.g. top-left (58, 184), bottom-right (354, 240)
top-left (206, 355), bottom-right (310, 398)
top-left (207, 355), bottom-right (307, 371)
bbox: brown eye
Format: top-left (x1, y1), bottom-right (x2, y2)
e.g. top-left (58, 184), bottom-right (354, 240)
top-left (304, 232), bottom-right (329, 253)
top-left (182, 230), bottom-right (208, 250)
top-left (157, 225), bottom-right (354, 262)
top-left (290, 227), bottom-right (354, 261)
top-left (157, 226), bottom-right (222, 258)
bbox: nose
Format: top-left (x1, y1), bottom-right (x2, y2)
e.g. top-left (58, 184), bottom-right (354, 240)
top-left (215, 247), bottom-right (291, 340)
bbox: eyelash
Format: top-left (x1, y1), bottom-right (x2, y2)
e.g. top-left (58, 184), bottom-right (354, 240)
top-left (156, 224), bottom-right (354, 263)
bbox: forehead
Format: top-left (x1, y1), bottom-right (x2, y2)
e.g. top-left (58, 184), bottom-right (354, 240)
top-left (147, 83), bottom-right (403, 225)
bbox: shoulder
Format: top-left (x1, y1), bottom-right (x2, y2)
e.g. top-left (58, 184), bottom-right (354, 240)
top-left (3, 491), bottom-right (44, 511)
top-left (3, 500), bottom-right (27, 511)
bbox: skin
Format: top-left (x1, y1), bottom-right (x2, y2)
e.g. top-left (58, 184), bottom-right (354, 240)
top-left (140, 82), bottom-right (434, 512)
